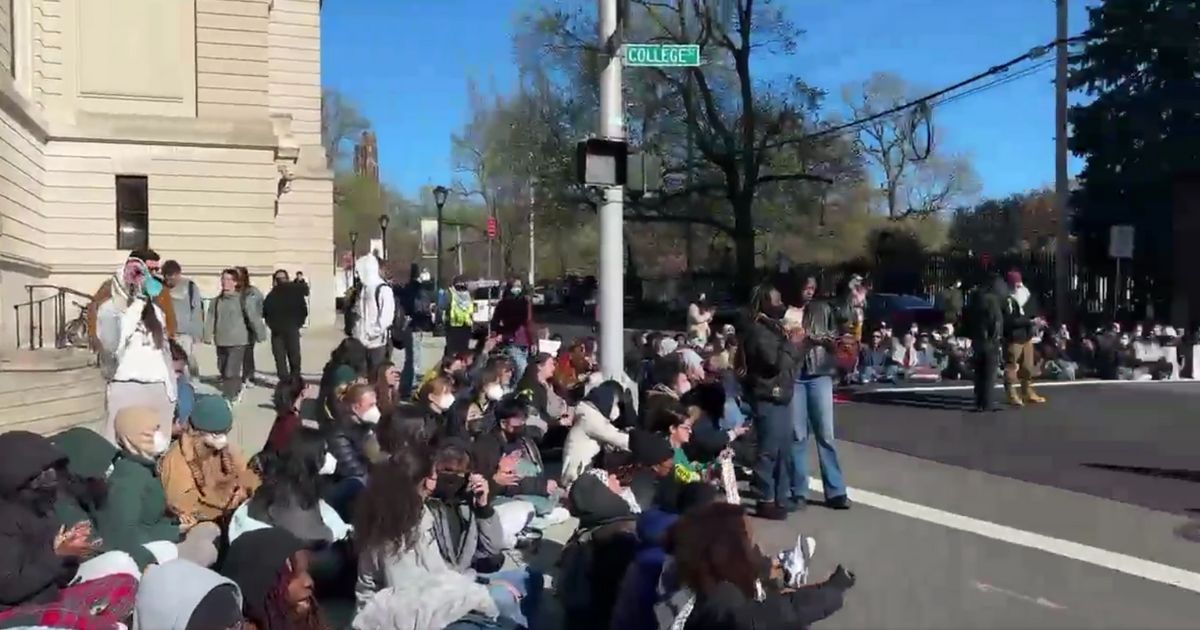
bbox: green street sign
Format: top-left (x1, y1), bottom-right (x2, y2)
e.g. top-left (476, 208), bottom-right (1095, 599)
top-left (624, 44), bottom-right (701, 67)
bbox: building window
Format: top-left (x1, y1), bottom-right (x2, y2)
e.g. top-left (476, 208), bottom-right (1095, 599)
top-left (116, 175), bottom-right (149, 250)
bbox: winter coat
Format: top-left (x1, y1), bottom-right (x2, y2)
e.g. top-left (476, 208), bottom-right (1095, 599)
top-left (610, 509), bottom-right (679, 630)
top-left (561, 401), bottom-right (630, 486)
top-left (326, 420), bottom-right (373, 480)
top-left (425, 499), bottom-right (506, 573)
top-left (159, 432), bottom-right (260, 523)
top-left (1004, 284), bottom-right (1040, 344)
top-left (101, 296), bottom-right (176, 402)
top-left (244, 487), bottom-right (334, 547)
top-left (167, 278), bottom-right (205, 340)
top-left (263, 281), bottom-right (309, 333)
top-left (204, 289), bottom-right (267, 347)
top-left (491, 294), bottom-right (534, 347)
top-left (561, 473), bottom-right (639, 629)
top-left (95, 453), bottom-right (182, 553)
top-left (742, 314), bottom-right (803, 404)
top-left (136, 559), bottom-right (243, 630)
top-left (676, 577), bottom-right (849, 630)
top-left (471, 424), bottom-right (551, 498)
top-left (0, 432), bottom-right (74, 611)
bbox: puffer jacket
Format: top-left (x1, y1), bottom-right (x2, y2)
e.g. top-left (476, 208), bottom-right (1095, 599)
top-left (742, 314), bottom-right (803, 404)
top-left (326, 420), bottom-right (373, 480)
top-left (0, 432), bottom-right (74, 611)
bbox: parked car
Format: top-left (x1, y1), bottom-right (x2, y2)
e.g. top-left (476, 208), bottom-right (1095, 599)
top-left (866, 293), bottom-right (944, 332)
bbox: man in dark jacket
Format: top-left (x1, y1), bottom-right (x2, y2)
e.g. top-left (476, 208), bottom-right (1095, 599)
top-left (967, 277), bottom-right (1006, 412)
top-left (1003, 270), bottom-right (1047, 406)
top-left (0, 431), bottom-right (79, 611)
top-left (471, 396), bottom-right (559, 507)
top-left (263, 269), bottom-right (309, 382)
top-left (399, 264), bottom-right (435, 397)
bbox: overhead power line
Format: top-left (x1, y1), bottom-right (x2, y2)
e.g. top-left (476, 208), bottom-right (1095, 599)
top-left (805, 35), bottom-right (1088, 142)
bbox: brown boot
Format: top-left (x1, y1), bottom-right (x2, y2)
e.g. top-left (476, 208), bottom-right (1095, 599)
top-left (1006, 387), bottom-right (1025, 407)
top-left (1022, 383), bottom-right (1047, 404)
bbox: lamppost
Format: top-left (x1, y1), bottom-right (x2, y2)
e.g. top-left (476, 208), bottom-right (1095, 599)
top-left (349, 230), bottom-right (359, 282)
top-left (378, 214), bottom-right (390, 261)
top-left (433, 185), bottom-right (449, 293)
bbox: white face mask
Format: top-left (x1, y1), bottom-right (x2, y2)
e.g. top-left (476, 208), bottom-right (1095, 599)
top-left (202, 433), bottom-right (229, 451)
top-left (677, 378), bottom-right (693, 397)
top-left (151, 431), bottom-right (170, 455)
top-left (484, 383), bottom-right (505, 401)
top-left (434, 394), bottom-right (456, 411)
top-left (319, 452), bottom-right (337, 476)
top-left (358, 405), bottom-right (382, 425)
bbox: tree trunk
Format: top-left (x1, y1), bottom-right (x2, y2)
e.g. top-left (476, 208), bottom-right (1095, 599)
top-left (732, 196), bottom-right (757, 300)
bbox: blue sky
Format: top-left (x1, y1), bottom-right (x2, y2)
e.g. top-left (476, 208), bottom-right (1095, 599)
top-left (321, 0), bottom-right (1096, 200)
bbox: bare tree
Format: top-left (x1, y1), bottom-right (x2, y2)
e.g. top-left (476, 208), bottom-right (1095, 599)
top-left (843, 72), bottom-right (978, 218)
top-left (321, 88), bottom-right (371, 170)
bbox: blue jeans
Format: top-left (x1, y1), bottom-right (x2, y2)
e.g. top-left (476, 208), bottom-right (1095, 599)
top-left (752, 399), bottom-right (793, 506)
top-left (719, 371), bottom-right (747, 431)
top-left (482, 568), bottom-right (542, 628)
top-left (789, 375), bottom-right (847, 501)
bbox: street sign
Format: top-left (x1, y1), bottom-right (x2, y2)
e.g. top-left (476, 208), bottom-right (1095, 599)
top-left (624, 44), bottom-right (701, 67)
top-left (1109, 225), bottom-right (1134, 259)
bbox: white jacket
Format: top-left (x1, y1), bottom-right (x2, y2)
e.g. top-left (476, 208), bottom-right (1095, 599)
top-left (560, 401), bottom-right (630, 486)
top-left (106, 297), bottom-right (176, 401)
top-left (352, 255), bottom-right (396, 350)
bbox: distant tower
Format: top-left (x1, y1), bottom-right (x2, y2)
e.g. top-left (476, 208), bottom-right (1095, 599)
top-left (354, 131), bottom-right (379, 182)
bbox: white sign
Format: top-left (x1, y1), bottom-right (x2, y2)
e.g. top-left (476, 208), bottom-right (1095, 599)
top-left (420, 219), bottom-right (439, 258)
top-left (1109, 225), bottom-right (1134, 259)
top-left (368, 238), bottom-right (383, 257)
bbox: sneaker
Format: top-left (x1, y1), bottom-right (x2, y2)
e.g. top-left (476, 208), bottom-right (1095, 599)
top-left (756, 502), bottom-right (787, 521)
top-left (825, 495), bottom-right (852, 510)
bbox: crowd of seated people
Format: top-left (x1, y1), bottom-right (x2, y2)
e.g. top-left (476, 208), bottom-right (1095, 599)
top-left (0, 322), bottom-right (861, 630)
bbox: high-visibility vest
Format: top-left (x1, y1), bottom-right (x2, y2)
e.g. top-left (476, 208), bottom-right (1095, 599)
top-left (449, 296), bottom-right (474, 327)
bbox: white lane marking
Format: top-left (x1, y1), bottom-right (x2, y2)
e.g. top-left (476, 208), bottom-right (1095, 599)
top-left (809, 479), bottom-right (1200, 594)
top-left (862, 379), bottom-right (1199, 393)
top-left (973, 581), bottom-right (1067, 610)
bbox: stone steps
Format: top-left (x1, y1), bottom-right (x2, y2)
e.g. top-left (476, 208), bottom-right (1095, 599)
top-left (0, 349), bottom-right (105, 435)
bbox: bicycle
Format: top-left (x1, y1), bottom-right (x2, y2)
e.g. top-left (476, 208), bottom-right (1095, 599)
top-left (62, 301), bottom-right (90, 349)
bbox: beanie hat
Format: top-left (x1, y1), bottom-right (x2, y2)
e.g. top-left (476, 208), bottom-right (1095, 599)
top-left (191, 395), bottom-right (233, 433)
top-left (630, 429), bottom-right (673, 467)
top-left (331, 365), bottom-right (357, 391)
top-left (51, 427), bottom-right (117, 480)
top-left (114, 406), bottom-right (164, 456)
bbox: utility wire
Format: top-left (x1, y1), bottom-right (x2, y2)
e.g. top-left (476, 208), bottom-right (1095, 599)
top-left (932, 58), bottom-right (1056, 109)
top-left (805, 35), bottom-right (1088, 142)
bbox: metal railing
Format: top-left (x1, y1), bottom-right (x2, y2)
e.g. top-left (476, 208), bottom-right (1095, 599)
top-left (13, 285), bottom-right (94, 350)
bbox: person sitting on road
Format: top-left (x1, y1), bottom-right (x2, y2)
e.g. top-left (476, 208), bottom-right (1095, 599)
top-left (561, 380), bottom-right (633, 486)
top-left (624, 430), bottom-right (679, 512)
top-left (658, 502), bottom-right (856, 630)
top-left (316, 338), bottom-right (369, 426)
top-left (222, 527), bottom-right (329, 630)
top-left (323, 383), bottom-right (382, 521)
top-left (449, 365), bottom-right (507, 441)
top-left (372, 361), bottom-right (402, 418)
top-left (99, 406), bottom-right (221, 567)
top-left (472, 397), bottom-right (568, 530)
top-left (353, 448), bottom-right (539, 629)
top-left (414, 375), bottom-right (459, 444)
top-left (265, 375), bottom-right (308, 455)
top-left (642, 355), bottom-right (693, 432)
top-left (135, 559), bottom-right (247, 630)
top-left (559, 468), bottom-right (640, 630)
top-left (0, 431), bottom-right (139, 628)
top-left (160, 395), bottom-right (260, 527)
top-left (517, 352), bottom-right (572, 452)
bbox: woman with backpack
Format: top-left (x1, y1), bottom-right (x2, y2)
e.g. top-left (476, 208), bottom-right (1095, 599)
top-left (205, 268), bottom-right (268, 405)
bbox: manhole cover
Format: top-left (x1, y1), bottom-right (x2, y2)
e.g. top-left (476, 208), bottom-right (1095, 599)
top-left (1174, 521), bottom-right (1200, 542)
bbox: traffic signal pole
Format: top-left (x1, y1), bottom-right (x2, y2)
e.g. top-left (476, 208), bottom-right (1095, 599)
top-left (598, 0), bottom-right (625, 379)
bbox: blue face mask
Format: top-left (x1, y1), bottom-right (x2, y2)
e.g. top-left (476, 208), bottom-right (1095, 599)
top-left (143, 276), bottom-right (164, 299)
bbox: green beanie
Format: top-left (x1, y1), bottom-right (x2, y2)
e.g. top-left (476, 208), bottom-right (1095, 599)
top-left (51, 427), bottom-right (117, 480)
top-left (191, 395), bottom-right (234, 433)
top-left (331, 365), bottom-right (358, 390)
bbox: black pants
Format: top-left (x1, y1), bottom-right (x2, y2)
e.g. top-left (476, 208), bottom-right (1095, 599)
top-left (242, 343), bottom-right (256, 384)
top-left (216, 345), bottom-right (246, 400)
top-left (271, 328), bottom-right (302, 381)
top-left (973, 344), bottom-right (998, 410)
top-left (366, 345), bottom-right (391, 378)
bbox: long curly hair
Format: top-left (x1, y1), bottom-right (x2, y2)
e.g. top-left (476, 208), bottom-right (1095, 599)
top-left (258, 554), bottom-right (328, 630)
top-left (666, 502), bottom-right (762, 599)
top-left (353, 447), bottom-right (433, 558)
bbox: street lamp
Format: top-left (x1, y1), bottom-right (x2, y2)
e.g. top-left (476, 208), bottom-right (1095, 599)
top-left (349, 230), bottom-right (359, 282)
top-left (378, 214), bottom-right (390, 261)
top-left (433, 185), bottom-right (449, 292)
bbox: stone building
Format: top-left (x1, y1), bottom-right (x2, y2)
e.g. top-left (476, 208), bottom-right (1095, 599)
top-left (0, 0), bottom-right (335, 348)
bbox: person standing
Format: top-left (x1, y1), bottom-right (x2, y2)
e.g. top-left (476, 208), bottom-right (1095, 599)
top-left (236, 267), bottom-right (266, 389)
top-left (96, 259), bottom-right (177, 443)
top-left (399, 265), bottom-right (435, 398)
top-left (742, 283), bottom-right (804, 520)
top-left (205, 268), bottom-right (267, 405)
top-left (967, 277), bottom-right (1006, 412)
top-left (787, 276), bottom-right (850, 511)
top-left (162, 260), bottom-right (204, 377)
top-left (264, 269), bottom-right (308, 382)
top-left (1003, 270), bottom-right (1047, 406)
top-left (445, 277), bottom-right (476, 356)
top-left (295, 270), bottom-right (310, 329)
top-left (351, 254), bottom-right (396, 376)
top-left (88, 249), bottom-right (177, 379)
top-left (491, 277), bottom-right (535, 386)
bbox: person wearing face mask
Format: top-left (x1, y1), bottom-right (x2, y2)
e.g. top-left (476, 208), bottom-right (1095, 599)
top-left (642, 356), bottom-right (693, 432)
top-left (87, 248), bottom-right (178, 370)
top-left (161, 395), bottom-right (261, 526)
top-left (416, 376), bottom-right (460, 443)
top-left (99, 406), bottom-right (221, 567)
top-left (491, 276), bottom-right (537, 386)
top-left (324, 384), bottom-right (381, 520)
top-left (0, 431), bottom-right (141, 626)
top-left (449, 366), bottom-right (507, 441)
top-left (742, 284), bottom-right (804, 521)
top-left (471, 398), bottom-right (565, 527)
top-left (446, 276), bottom-right (477, 355)
top-left (232, 428), bottom-right (350, 548)
top-left (562, 380), bottom-right (633, 486)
